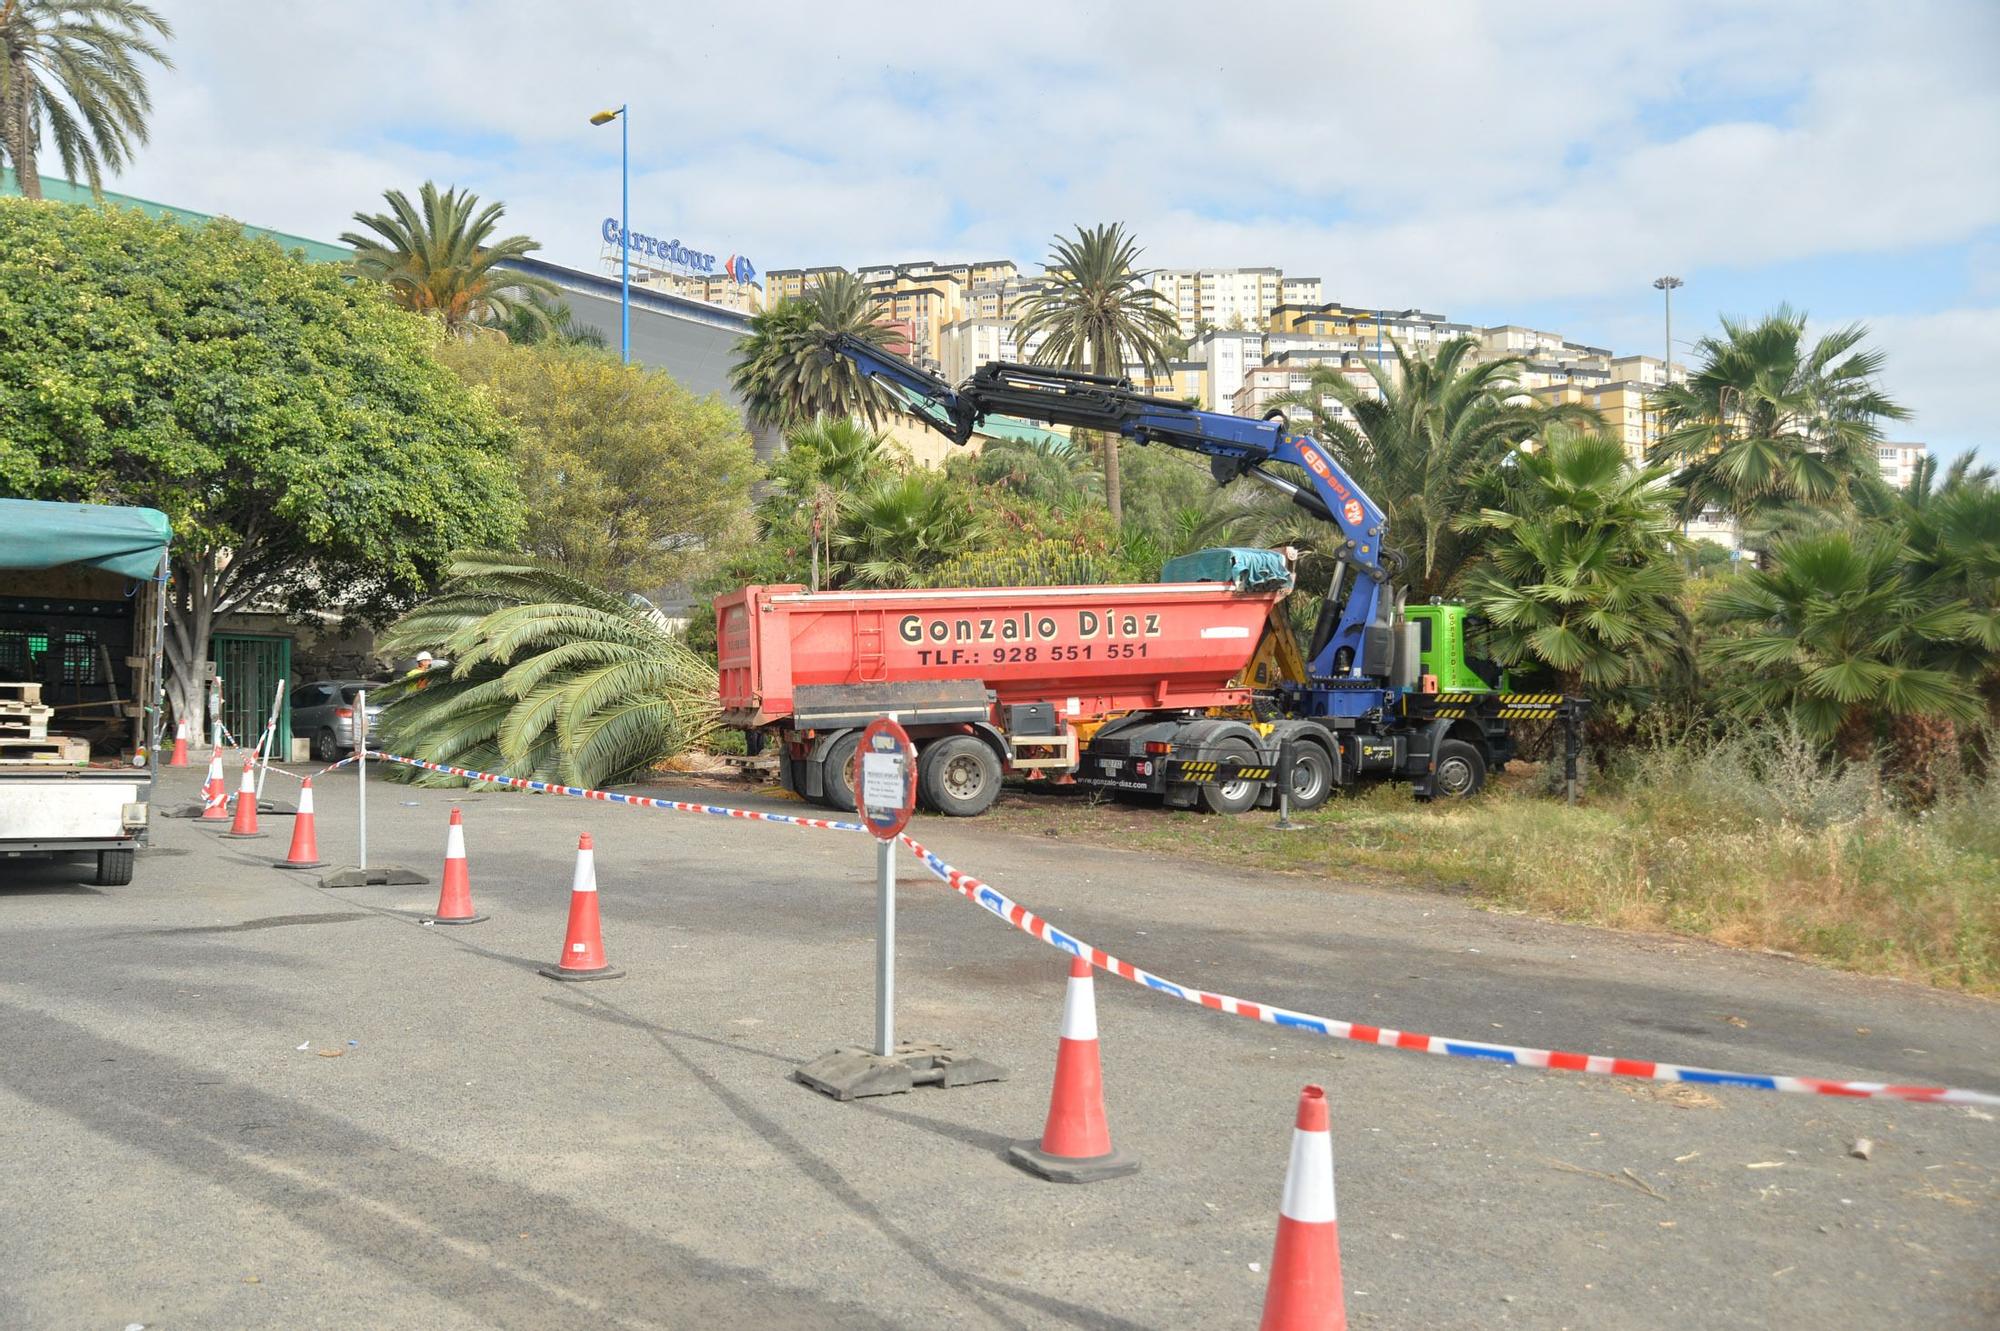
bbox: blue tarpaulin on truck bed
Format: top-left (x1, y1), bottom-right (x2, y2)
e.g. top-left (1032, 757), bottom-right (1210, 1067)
top-left (1159, 547), bottom-right (1292, 591)
top-left (0, 500), bottom-right (171, 580)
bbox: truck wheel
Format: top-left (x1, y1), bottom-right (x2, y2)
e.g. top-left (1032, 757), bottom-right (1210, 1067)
top-left (312, 729), bottom-right (340, 763)
top-left (918, 736), bottom-right (1002, 817)
top-left (819, 733), bottom-right (859, 812)
top-left (1429, 739), bottom-right (1487, 800)
top-left (95, 848), bottom-right (135, 886)
top-left (1284, 741), bottom-right (1335, 811)
top-left (1199, 739), bottom-right (1264, 815)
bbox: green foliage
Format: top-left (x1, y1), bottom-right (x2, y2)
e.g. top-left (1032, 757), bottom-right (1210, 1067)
top-left (1651, 307), bottom-right (1907, 529)
top-left (921, 540), bottom-right (1123, 589)
top-left (377, 554), bottom-right (717, 789)
top-left (1275, 337), bottom-right (1598, 598)
top-left (833, 470), bottom-right (982, 587)
top-left (1013, 223), bottom-right (1181, 525)
top-left (341, 181), bottom-right (559, 331)
top-left (1455, 429), bottom-right (1691, 696)
top-left (730, 274), bottom-right (907, 427)
top-left (0, 198), bottom-right (522, 723)
top-left (0, 0), bottom-right (172, 197)
top-left (435, 338), bottom-right (757, 596)
top-left (1702, 528), bottom-right (1985, 746)
top-left (491, 290), bottom-right (608, 349)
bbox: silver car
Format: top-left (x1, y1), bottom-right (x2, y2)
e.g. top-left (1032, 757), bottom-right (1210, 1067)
top-left (291, 681), bottom-right (387, 762)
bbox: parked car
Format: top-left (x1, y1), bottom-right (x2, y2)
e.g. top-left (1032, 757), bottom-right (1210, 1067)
top-left (291, 681), bottom-right (387, 763)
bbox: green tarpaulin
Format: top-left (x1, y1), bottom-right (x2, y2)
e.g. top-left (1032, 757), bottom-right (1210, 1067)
top-left (1160, 546), bottom-right (1293, 591)
top-left (0, 499), bottom-right (171, 579)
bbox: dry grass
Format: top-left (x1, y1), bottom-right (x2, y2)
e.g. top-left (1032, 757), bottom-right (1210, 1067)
top-left (987, 731), bottom-right (2000, 995)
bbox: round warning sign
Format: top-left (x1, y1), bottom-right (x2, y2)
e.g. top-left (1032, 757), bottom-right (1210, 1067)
top-left (853, 717), bottom-right (917, 840)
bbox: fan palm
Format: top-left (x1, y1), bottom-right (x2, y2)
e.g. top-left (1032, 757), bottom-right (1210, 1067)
top-left (1013, 223), bottom-right (1181, 526)
top-left (1651, 307), bottom-right (1907, 537)
top-left (0, 0), bottom-right (171, 198)
top-left (375, 554), bottom-right (717, 789)
top-left (1454, 428), bottom-right (1690, 696)
top-left (730, 273), bottom-right (907, 427)
top-left (340, 181), bottom-right (559, 332)
top-left (1702, 530), bottom-right (1983, 755)
top-left (1273, 337), bottom-right (1596, 599)
top-left (832, 470), bottom-right (982, 587)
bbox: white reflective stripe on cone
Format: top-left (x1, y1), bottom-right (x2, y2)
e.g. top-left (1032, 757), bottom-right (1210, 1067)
top-left (445, 824), bottom-right (466, 858)
top-left (1280, 1127), bottom-right (1337, 1223)
top-left (1060, 971), bottom-right (1098, 1042)
top-left (297, 784), bottom-right (314, 814)
top-left (571, 848), bottom-right (597, 893)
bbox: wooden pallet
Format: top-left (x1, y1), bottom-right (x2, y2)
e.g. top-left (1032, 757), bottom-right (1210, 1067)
top-left (0, 703), bottom-right (52, 740)
top-left (0, 682), bottom-right (43, 707)
top-left (0, 734), bottom-right (88, 764)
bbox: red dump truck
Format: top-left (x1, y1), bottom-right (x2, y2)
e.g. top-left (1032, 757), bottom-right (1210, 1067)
top-left (715, 559), bottom-right (1327, 817)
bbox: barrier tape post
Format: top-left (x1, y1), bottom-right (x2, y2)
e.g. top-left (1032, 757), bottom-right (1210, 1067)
top-left (795, 718), bottom-right (1007, 1101)
top-left (1273, 735), bottom-right (1304, 832)
top-left (253, 675), bottom-right (286, 800)
top-left (318, 692), bottom-right (427, 890)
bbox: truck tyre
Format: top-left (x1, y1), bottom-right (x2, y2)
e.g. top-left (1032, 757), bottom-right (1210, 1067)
top-left (918, 736), bottom-right (1002, 817)
top-left (1285, 741), bottom-right (1335, 811)
top-left (313, 729), bottom-right (340, 763)
top-left (819, 733), bottom-right (859, 812)
top-left (1199, 739), bottom-right (1264, 815)
top-left (95, 848), bottom-right (135, 886)
top-left (1429, 739), bottom-right (1487, 800)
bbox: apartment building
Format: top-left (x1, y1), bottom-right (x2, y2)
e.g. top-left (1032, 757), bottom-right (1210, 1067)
top-left (1877, 441), bottom-right (1929, 491)
top-left (1142, 267), bottom-right (1290, 335)
top-left (1532, 380), bottom-right (1656, 465)
top-left (636, 270), bottom-right (766, 313)
top-left (1187, 328), bottom-right (1268, 412)
top-left (762, 265), bottom-right (847, 303)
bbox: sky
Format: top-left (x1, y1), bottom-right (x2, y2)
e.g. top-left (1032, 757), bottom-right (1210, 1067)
top-left (93, 0), bottom-right (2000, 464)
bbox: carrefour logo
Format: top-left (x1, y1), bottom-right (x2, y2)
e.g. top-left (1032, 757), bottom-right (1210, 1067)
top-left (725, 254), bottom-right (757, 285)
top-left (601, 217), bottom-right (718, 275)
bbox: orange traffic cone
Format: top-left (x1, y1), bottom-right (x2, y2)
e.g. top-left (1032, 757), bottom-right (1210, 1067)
top-left (199, 747), bottom-right (229, 821)
top-left (1007, 954), bottom-right (1138, 1183)
top-left (222, 757), bottom-right (265, 838)
top-left (539, 833), bottom-right (621, 980)
top-left (274, 777), bottom-right (323, 868)
top-left (1258, 1085), bottom-right (1346, 1331)
top-left (168, 719), bottom-right (189, 767)
top-left (428, 807), bottom-right (485, 924)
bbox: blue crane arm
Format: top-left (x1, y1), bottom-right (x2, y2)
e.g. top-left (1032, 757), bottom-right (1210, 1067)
top-left (830, 336), bottom-right (1397, 683)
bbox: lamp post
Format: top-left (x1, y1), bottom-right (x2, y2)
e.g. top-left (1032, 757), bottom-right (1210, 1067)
top-left (591, 105), bottom-right (630, 363)
top-left (1652, 275), bottom-right (1682, 384)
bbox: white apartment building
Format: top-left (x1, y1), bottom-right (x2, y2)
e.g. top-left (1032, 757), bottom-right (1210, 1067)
top-left (1143, 267), bottom-right (1287, 335)
top-left (1877, 441), bottom-right (1929, 491)
top-left (1188, 328), bottom-right (1267, 411)
top-left (1280, 275), bottom-right (1323, 308)
top-left (937, 317), bottom-right (1053, 384)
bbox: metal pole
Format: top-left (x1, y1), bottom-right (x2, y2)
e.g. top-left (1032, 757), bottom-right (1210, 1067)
top-left (356, 688), bottom-right (368, 871)
top-left (1273, 735), bottom-right (1303, 831)
top-left (619, 105), bottom-right (630, 364)
top-left (1564, 709), bottom-right (1580, 807)
top-left (874, 836), bottom-right (895, 1058)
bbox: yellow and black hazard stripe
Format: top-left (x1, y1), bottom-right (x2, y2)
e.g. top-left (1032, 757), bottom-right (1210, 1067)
top-left (1497, 692), bottom-right (1565, 705)
top-left (1168, 760), bottom-right (1273, 784)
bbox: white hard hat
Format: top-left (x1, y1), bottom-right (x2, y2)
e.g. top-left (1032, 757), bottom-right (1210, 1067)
top-left (416, 651), bottom-right (434, 663)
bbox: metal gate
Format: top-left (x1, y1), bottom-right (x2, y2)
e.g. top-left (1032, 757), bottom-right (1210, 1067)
top-left (211, 633), bottom-right (292, 753)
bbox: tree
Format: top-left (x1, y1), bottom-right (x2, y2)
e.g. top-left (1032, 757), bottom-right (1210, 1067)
top-left (0, 0), bottom-right (171, 198)
top-left (730, 273), bottom-right (907, 427)
top-left (341, 181), bottom-right (560, 332)
top-left (0, 199), bottom-right (522, 728)
top-left (1702, 529), bottom-right (1984, 757)
top-left (491, 289), bottom-right (608, 349)
top-left (1274, 338), bottom-right (1594, 599)
top-left (1454, 429), bottom-right (1691, 696)
top-left (832, 470), bottom-right (983, 588)
top-left (1012, 223), bottom-right (1181, 526)
top-left (435, 338), bottom-right (757, 596)
top-left (1651, 307), bottom-right (1908, 538)
top-left (377, 554), bottom-right (716, 789)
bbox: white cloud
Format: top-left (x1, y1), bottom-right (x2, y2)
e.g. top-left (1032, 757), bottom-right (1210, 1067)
top-left (56, 1), bottom-right (2000, 459)
top-left (1859, 308), bottom-right (2000, 460)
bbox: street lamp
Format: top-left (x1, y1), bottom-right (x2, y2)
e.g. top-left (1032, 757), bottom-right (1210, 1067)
top-left (1652, 275), bottom-right (1682, 383)
top-left (591, 105), bottom-right (630, 363)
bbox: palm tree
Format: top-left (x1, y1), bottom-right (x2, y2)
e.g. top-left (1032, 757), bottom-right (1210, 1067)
top-left (1453, 428), bottom-right (1691, 697)
top-left (0, 0), bottom-right (171, 198)
top-left (340, 181), bottom-right (559, 332)
top-left (1702, 529), bottom-right (1983, 759)
top-left (375, 554), bottom-right (718, 789)
top-left (491, 289), bottom-right (607, 349)
top-left (1273, 338), bottom-right (1595, 599)
top-left (1012, 223), bottom-right (1181, 526)
top-left (730, 273), bottom-right (907, 427)
top-left (1651, 307), bottom-right (1908, 541)
top-left (832, 470), bottom-right (982, 588)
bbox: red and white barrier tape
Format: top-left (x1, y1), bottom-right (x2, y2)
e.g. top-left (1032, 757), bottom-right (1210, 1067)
top-left (896, 831), bottom-right (2000, 1109)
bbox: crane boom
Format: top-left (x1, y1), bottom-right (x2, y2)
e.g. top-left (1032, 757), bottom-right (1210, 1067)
top-left (831, 334), bottom-right (1398, 686)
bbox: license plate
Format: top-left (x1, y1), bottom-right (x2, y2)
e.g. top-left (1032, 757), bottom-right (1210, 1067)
top-left (1100, 759), bottom-right (1123, 773)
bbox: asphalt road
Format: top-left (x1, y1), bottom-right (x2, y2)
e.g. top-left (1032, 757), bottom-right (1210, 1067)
top-left (1, 763), bottom-right (1995, 1330)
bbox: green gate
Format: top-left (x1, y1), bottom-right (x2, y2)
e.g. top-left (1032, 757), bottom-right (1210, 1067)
top-left (212, 633), bottom-right (292, 753)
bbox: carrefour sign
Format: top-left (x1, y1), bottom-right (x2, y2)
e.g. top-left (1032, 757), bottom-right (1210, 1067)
top-left (601, 218), bottom-right (755, 284)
